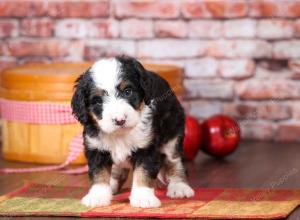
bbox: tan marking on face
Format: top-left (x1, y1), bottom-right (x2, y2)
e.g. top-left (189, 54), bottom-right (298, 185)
top-left (138, 101), bottom-right (145, 112)
top-left (119, 80), bottom-right (131, 91)
top-left (90, 112), bottom-right (101, 122)
top-left (91, 88), bottom-right (106, 97)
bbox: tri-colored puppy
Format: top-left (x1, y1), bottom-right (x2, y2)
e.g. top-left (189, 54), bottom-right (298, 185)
top-left (71, 56), bottom-right (194, 208)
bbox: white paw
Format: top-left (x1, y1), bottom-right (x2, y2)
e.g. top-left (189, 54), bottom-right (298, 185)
top-left (130, 187), bottom-right (161, 208)
top-left (81, 184), bottom-right (112, 207)
top-left (167, 182), bottom-right (195, 198)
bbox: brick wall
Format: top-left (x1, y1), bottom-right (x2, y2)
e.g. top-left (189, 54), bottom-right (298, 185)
top-left (1, 0), bottom-right (300, 142)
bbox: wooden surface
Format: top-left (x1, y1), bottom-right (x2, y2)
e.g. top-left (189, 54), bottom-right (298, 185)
top-left (1, 141), bottom-right (300, 219)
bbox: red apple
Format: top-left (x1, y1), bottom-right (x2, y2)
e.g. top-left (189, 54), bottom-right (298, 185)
top-left (202, 115), bottom-right (240, 158)
top-left (183, 115), bottom-right (202, 160)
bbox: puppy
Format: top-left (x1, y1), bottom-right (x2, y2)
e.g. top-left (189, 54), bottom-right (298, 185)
top-left (71, 56), bottom-right (194, 208)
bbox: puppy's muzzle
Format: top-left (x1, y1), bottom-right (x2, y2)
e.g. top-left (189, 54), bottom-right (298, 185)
top-left (114, 118), bottom-right (126, 126)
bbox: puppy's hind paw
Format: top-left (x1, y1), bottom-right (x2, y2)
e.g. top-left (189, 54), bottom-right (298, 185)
top-left (167, 182), bottom-right (195, 198)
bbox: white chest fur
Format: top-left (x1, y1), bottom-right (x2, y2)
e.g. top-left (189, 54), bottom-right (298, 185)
top-left (86, 106), bottom-right (152, 165)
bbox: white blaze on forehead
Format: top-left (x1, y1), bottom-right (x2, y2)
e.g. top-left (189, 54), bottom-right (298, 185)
top-left (90, 58), bottom-right (121, 92)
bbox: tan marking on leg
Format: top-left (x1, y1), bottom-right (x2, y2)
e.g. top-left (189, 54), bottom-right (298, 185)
top-left (82, 165), bottom-right (113, 207)
top-left (93, 165), bottom-right (111, 185)
top-left (130, 165), bottom-right (161, 208)
top-left (161, 137), bottom-right (188, 183)
top-left (162, 137), bottom-right (194, 198)
top-left (133, 166), bottom-right (154, 188)
top-left (110, 165), bottom-right (129, 193)
top-left (164, 157), bottom-right (187, 183)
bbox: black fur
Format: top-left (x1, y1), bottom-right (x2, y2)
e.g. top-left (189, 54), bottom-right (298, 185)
top-left (84, 148), bottom-right (112, 181)
top-left (71, 56), bottom-right (185, 183)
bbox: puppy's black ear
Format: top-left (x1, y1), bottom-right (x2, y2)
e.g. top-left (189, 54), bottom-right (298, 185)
top-left (71, 70), bottom-right (92, 125)
top-left (132, 60), bottom-right (154, 105)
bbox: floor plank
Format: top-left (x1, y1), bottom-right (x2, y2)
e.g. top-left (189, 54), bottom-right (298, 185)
top-left (1, 141), bottom-right (300, 219)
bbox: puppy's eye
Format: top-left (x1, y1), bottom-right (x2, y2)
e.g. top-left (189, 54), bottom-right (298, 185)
top-left (123, 88), bottom-right (133, 97)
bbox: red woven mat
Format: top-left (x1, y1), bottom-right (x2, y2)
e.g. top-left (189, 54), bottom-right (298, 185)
top-left (0, 183), bottom-right (300, 219)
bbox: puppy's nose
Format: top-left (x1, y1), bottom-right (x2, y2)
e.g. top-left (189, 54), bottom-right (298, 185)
top-left (114, 118), bottom-right (126, 126)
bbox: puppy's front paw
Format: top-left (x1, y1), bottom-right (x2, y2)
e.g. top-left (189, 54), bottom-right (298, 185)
top-left (130, 187), bottom-right (161, 208)
top-left (81, 184), bottom-right (112, 207)
top-left (167, 182), bottom-right (194, 198)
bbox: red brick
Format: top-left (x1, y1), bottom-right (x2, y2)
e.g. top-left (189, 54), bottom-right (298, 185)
top-left (89, 20), bottom-right (119, 38)
top-left (187, 100), bottom-right (222, 119)
top-left (219, 59), bottom-right (255, 79)
top-left (48, 0), bottom-right (109, 18)
top-left (84, 40), bottom-right (136, 60)
top-left (55, 19), bottom-right (118, 39)
top-left (184, 80), bottom-right (234, 100)
top-left (114, 0), bottom-right (180, 18)
top-left (138, 40), bottom-right (208, 59)
top-left (250, 0), bottom-right (300, 18)
top-left (207, 40), bottom-right (272, 58)
top-left (292, 102), bottom-right (300, 119)
top-left (7, 39), bottom-right (72, 57)
top-left (224, 103), bottom-right (292, 121)
top-left (182, 0), bottom-right (248, 18)
top-left (185, 58), bottom-right (218, 78)
top-left (276, 123), bottom-right (300, 142)
top-left (236, 79), bottom-right (300, 100)
top-left (0, 0), bottom-right (46, 17)
top-left (249, 0), bottom-right (279, 17)
top-left (0, 57), bottom-right (16, 72)
top-left (241, 121), bottom-right (274, 141)
top-left (188, 20), bottom-right (222, 38)
top-left (18, 57), bottom-right (51, 65)
top-left (256, 59), bottom-right (290, 72)
top-left (205, 1), bottom-right (248, 18)
top-left (0, 43), bottom-right (6, 55)
top-left (55, 19), bottom-right (88, 38)
top-left (224, 19), bottom-right (256, 38)
top-left (279, 0), bottom-right (300, 18)
top-left (21, 18), bottom-right (53, 37)
top-left (258, 104), bottom-right (292, 120)
top-left (295, 19), bottom-right (300, 37)
top-left (257, 19), bottom-right (294, 39)
top-left (223, 103), bottom-right (258, 120)
top-left (0, 19), bottom-right (18, 38)
top-left (181, 0), bottom-right (210, 18)
top-left (120, 19), bottom-right (153, 39)
top-left (154, 21), bottom-right (187, 38)
top-left (289, 59), bottom-right (300, 79)
top-left (273, 40), bottom-right (300, 59)
top-left (255, 66), bottom-right (293, 79)
top-left (142, 59), bottom-right (185, 68)
top-left (61, 41), bottom-right (84, 62)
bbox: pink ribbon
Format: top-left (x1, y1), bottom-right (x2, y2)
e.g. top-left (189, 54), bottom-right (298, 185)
top-left (0, 98), bottom-right (88, 174)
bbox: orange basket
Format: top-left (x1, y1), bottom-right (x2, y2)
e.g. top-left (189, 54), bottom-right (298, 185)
top-left (0, 63), bottom-right (183, 164)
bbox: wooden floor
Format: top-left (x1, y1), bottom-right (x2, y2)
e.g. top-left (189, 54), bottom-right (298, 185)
top-left (0, 141), bottom-right (300, 219)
